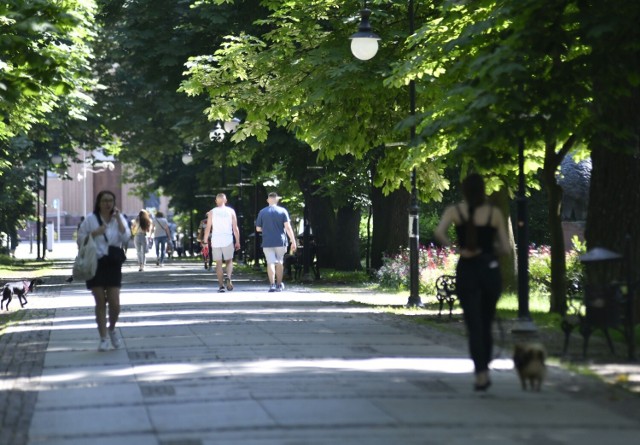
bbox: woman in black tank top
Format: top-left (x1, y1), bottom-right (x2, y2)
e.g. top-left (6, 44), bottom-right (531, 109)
top-left (435, 174), bottom-right (510, 391)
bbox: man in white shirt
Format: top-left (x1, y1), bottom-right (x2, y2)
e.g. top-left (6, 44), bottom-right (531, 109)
top-left (203, 193), bottom-right (241, 292)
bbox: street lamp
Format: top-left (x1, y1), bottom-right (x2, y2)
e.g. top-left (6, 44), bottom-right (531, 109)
top-left (210, 117), bottom-right (246, 261)
top-left (51, 152), bottom-right (63, 165)
top-left (350, 1), bottom-right (422, 307)
top-left (38, 152), bottom-right (64, 260)
top-left (513, 137), bottom-right (537, 333)
top-left (182, 151), bottom-right (193, 165)
top-left (224, 117), bottom-right (241, 134)
top-left (349, 4), bottom-right (381, 61)
top-left (77, 152), bottom-right (115, 217)
top-left (36, 167), bottom-right (44, 260)
top-left (209, 117), bottom-right (241, 143)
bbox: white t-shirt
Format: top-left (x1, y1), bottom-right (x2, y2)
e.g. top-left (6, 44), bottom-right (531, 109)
top-left (153, 217), bottom-right (170, 239)
top-left (210, 206), bottom-right (235, 247)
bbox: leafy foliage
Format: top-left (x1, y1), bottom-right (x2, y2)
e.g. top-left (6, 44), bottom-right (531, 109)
top-left (181, 0), bottom-right (450, 200)
top-left (1, 1), bottom-right (98, 237)
top-left (0, 0), bottom-right (97, 140)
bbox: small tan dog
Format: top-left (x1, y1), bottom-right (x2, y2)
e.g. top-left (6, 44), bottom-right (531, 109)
top-left (513, 343), bottom-right (547, 391)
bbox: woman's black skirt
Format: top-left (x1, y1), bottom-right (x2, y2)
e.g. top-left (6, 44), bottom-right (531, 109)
top-left (86, 256), bottom-right (123, 289)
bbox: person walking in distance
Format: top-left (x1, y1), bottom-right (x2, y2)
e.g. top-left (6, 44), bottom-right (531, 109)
top-left (434, 173), bottom-right (510, 391)
top-left (77, 190), bottom-right (131, 351)
top-left (202, 194), bottom-right (241, 292)
top-left (152, 211), bottom-right (171, 266)
top-left (255, 192), bottom-right (297, 292)
top-left (196, 214), bottom-right (212, 269)
top-left (131, 209), bottom-right (152, 271)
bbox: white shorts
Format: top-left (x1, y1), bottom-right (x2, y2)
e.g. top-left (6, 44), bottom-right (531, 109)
top-left (211, 243), bottom-right (234, 261)
top-left (263, 246), bottom-right (287, 264)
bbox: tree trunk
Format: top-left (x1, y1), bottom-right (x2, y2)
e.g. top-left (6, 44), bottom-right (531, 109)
top-left (585, 146), bottom-right (640, 284)
top-left (371, 185), bottom-right (410, 269)
top-left (334, 205), bottom-right (363, 271)
top-left (582, 0), bottom-right (640, 322)
top-left (305, 192), bottom-right (336, 269)
top-left (543, 154), bottom-right (567, 315)
top-left (488, 187), bottom-right (516, 293)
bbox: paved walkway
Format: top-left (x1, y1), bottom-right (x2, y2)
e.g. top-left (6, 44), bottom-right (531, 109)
top-left (2, 243), bottom-right (640, 444)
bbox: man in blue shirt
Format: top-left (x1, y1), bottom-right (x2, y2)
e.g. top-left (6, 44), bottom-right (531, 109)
top-left (256, 192), bottom-right (297, 292)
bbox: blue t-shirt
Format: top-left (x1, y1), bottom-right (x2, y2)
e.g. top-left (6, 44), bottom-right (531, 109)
top-left (256, 205), bottom-right (290, 248)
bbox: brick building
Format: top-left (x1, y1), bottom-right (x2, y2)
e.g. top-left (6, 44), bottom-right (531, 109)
top-left (26, 150), bottom-right (169, 242)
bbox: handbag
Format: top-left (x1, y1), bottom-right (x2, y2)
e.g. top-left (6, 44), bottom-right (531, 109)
top-left (73, 236), bottom-right (98, 281)
top-left (107, 245), bottom-right (127, 266)
top-left (96, 212), bottom-right (127, 266)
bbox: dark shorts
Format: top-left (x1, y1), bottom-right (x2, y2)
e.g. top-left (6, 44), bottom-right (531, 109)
top-left (86, 256), bottom-right (123, 289)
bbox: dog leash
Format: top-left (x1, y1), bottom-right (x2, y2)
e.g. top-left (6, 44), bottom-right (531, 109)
top-left (494, 314), bottom-right (507, 359)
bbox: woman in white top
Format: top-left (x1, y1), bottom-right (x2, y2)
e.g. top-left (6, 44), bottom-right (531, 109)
top-left (131, 209), bottom-right (152, 271)
top-left (77, 190), bottom-right (131, 351)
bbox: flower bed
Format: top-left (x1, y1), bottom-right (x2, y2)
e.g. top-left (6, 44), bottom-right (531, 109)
top-left (377, 240), bottom-right (585, 301)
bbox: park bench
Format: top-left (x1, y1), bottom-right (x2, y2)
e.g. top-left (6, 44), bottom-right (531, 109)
top-left (560, 282), bottom-right (635, 358)
top-left (561, 247), bottom-right (637, 359)
top-left (286, 246), bottom-right (320, 281)
top-left (435, 274), bottom-right (457, 318)
top-left (561, 280), bottom-right (627, 358)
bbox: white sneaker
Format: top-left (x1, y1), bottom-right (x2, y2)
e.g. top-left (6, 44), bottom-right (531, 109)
top-left (108, 330), bottom-right (122, 349)
top-left (98, 338), bottom-right (110, 352)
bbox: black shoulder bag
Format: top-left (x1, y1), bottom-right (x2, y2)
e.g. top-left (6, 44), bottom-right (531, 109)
top-left (96, 213), bottom-right (127, 266)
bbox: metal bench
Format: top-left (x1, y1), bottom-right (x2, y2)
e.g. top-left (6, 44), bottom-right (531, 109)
top-left (435, 274), bottom-right (457, 318)
top-left (561, 247), bottom-right (637, 359)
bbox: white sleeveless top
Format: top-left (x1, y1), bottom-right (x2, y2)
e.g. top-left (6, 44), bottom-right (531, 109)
top-left (210, 206), bottom-right (235, 247)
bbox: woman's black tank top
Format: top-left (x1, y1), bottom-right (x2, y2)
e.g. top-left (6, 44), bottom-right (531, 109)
top-left (454, 205), bottom-right (497, 255)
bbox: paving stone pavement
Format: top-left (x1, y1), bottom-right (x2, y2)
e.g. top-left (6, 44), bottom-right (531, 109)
top-left (0, 278), bottom-right (62, 445)
top-left (2, 243), bottom-right (640, 444)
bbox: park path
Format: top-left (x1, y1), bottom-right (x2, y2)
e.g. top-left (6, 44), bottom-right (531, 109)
top-left (1, 243), bottom-right (640, 444)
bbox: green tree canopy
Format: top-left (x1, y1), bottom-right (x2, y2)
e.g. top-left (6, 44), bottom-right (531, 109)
top-left (0, 0), bottom-right (97, 141)
top-left (1, 0), bottom-right (98, 238)
top-left (180, 0), bottom-right (450, 200)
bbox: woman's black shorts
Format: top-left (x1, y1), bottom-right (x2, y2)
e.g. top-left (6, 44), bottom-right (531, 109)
top-left (86, 256), bottom-right (122, 289)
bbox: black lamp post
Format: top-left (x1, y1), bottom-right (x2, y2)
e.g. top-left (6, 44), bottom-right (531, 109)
top-left (36, 168), bottom-right (42, 261)
top-left (209, 117), bottom-right (245, 261)
top-left (513, 137), bottom-right (537, 333)
top-left (253, 183), bottom-right (261, 270)
top-left (237, 165), bottom-right (244, 262)
top-left (351, 1), bottom-right (422, 307)
top-left (189, 210), bottom-right (195, 256)
top-left (42, 168), bottom-right (48, 260)
top-left (302, 204), bottom-right (312, 281)
top-left (39, 152), bottom-right (65, 259)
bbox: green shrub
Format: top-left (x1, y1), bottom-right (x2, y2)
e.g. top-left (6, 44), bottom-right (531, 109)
top-left (528, 242), bottom-right (585, 296)
top-left (529, 245), bottom-right (552, 294)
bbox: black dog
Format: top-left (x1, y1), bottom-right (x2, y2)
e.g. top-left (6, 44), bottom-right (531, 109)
top-left (1, 278), bottom-right (44, 310)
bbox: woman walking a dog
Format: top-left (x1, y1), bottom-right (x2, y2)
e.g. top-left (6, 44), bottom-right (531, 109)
top-left (434, 173), bottom-right (510, 391)
top-left (131, 209), bottom-right (152, 271)
top-left (78, 190), bottom-right (131, 351)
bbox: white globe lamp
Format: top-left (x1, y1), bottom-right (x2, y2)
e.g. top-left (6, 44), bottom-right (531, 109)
top-left (349, 8), bottom-right (380, 61)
